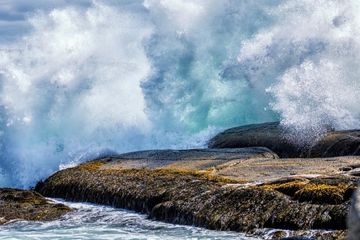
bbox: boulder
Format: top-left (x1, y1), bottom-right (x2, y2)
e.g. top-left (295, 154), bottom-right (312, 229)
top-left (208, 122), bottom-right (360, 158)
top-left (0, 188), bottom-right (71, 224)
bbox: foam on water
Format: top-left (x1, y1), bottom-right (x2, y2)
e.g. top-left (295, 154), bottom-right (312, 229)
top-left (0, 0), bottom-right (359, 187)
top-left (0, 199), bottom-right (255, 240)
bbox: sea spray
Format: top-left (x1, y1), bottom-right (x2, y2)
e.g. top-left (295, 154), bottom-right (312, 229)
top-left (0, 0), bottom-right (359, 187)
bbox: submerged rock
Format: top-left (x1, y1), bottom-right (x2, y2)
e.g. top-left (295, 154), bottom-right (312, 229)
top-left (35, 148), bottom-right (360, 239)
top-left (0, 188), bottom-right (71, 224)
top-left (208, 122), bottom-right (360, 158)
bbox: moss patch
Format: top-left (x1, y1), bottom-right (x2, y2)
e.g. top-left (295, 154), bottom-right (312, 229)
top-left (260, 180), bottom-right (307, 196)
top-left (260, 179), bottom-right (356, 204)
top-left (128, 168), bottom-right (241, 184)
top-left (78, 160), bottom-right (105, 171)
top-left (80, 162), bottom-right (242, 184)
top-left (294, 183), bottom-right (354, 204)
top-left (0, 188), bottom-right (72, 224)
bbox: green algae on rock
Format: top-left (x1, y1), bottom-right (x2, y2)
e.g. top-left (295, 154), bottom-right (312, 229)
top-left (0, 188), bottom-right (71, 224)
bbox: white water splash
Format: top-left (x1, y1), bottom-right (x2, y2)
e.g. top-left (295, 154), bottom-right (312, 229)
top-left (240, 0), bottom-right (360, 144)
top-left (0, 199), bottom-right (254, 240)
top-left (0, 0), bottom-right (359, 187)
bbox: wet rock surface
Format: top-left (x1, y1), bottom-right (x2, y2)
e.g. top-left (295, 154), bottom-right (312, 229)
top-left (348, 188), bottom-right (360, 240)
top-left (208, 122), bottom-right (360, 158)
top-left (0, 188), bottom-right (71, 224)
top-left (35, 148), bottom-right (360, 239)
top-left (102, 148), bottom-right (278, 170)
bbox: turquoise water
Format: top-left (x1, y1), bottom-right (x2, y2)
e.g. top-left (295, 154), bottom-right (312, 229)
top-left (2, 1), bottom-right (360, 188)
top-left (0, 200), bottom-right (257, 240)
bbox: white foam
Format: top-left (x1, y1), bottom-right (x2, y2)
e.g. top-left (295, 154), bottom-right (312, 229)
top-left (261, 0), bottom-right (360, 144)
top-left (0, 0), bottom-right (359, 187)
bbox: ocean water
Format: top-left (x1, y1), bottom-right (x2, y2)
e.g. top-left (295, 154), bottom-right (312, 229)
top-left (0, 1), bottom-right (355, 238)
top-left (0, 200), bottom-right (257, 240)
top-left (0, 1), bottom-right (360, 187)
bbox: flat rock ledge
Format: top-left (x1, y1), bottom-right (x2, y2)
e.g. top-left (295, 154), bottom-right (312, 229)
top-left (0, 188), bottom-right (71, 224)
top-left (35, 148), bottom-right (360, 239)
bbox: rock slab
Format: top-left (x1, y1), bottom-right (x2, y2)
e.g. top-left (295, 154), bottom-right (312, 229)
top-left (208, 122), bottom-right (360, 158)
top-left (35, 148), bottom-right (359, 239)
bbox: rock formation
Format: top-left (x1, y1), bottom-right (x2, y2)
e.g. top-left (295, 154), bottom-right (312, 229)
top-left (35, 148), bottom-right (359, 239)
top-left (208, 122), bottom-right (360, 158)
top-left (0, 188), bottom-right (71, 224)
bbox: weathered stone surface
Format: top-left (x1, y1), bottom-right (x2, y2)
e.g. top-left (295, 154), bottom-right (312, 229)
top-left (209, 156), bottom-right (360, 183)
top-left (101, 148), bottom-right (279, 170)
top-left (208, 122), bottom-right (360, 158)
top-left (92, 149), bottom-right (360, 183)
top-left (37, 164), bottom-right (352, 234)
top-left (0, 188), bottom-right (71, 224)
top-left (35, 149), bottom-right (360, 239)
top-left (208, 122), bottom-right (299, 157)
top-left (253, 229), bottom-right (347, 239)
top-left (348, 188), bottom-right (360, 240)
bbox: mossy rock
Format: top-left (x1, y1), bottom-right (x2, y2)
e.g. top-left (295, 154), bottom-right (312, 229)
top-left (261, 180), bottom-right (307, 197)
top-left (261, 179), bottom-right (356, 204)
top-left (36, 160), bottom-right (353, 236)
top-left (0, 188), bottom-right (72, 224)
top-left (294, 184), bottom-right (349, 204)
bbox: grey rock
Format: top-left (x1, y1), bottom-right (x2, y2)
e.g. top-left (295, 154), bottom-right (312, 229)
top-left (104, 147), bottom-right (278, 169)
top-left (349, 188), bottom-right (360, 240)
top-left (209, 122), bottom-right (360, 158)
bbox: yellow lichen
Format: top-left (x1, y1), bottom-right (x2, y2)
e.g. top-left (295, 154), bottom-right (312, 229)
top-left (78, 161), bottom-right (105, 171)
top-left (260, 180), bottom-right (307, 196)
top-left (259, 180), bottom-right (355, 204)
top-left (76, 162), bottom-right (241, 184)
top-left (121, 168), bottom-right (241, 183)
top-left (294, 183), bottom-right (349, 204)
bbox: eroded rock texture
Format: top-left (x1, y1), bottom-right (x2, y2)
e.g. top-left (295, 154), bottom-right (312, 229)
top-left (209, 122), bottom-right (360, 158)
top-left (35, 148), bottom-right (360, 239)
top-left (0, 188), bottom-right (71, 224)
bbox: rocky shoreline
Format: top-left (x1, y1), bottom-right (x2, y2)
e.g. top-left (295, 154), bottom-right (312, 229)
top-left (35, 157), bottom-right (353, 239)
top-left (0, 188), bottom-right (71, 224)
top-left (35, 147), bottom-right (360, 239)
top-left (4, 122), bottom-right (360, 239)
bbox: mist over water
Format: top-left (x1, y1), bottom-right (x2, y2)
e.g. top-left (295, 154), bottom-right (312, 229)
top-left (0, 0), bottom-right (359, 187)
